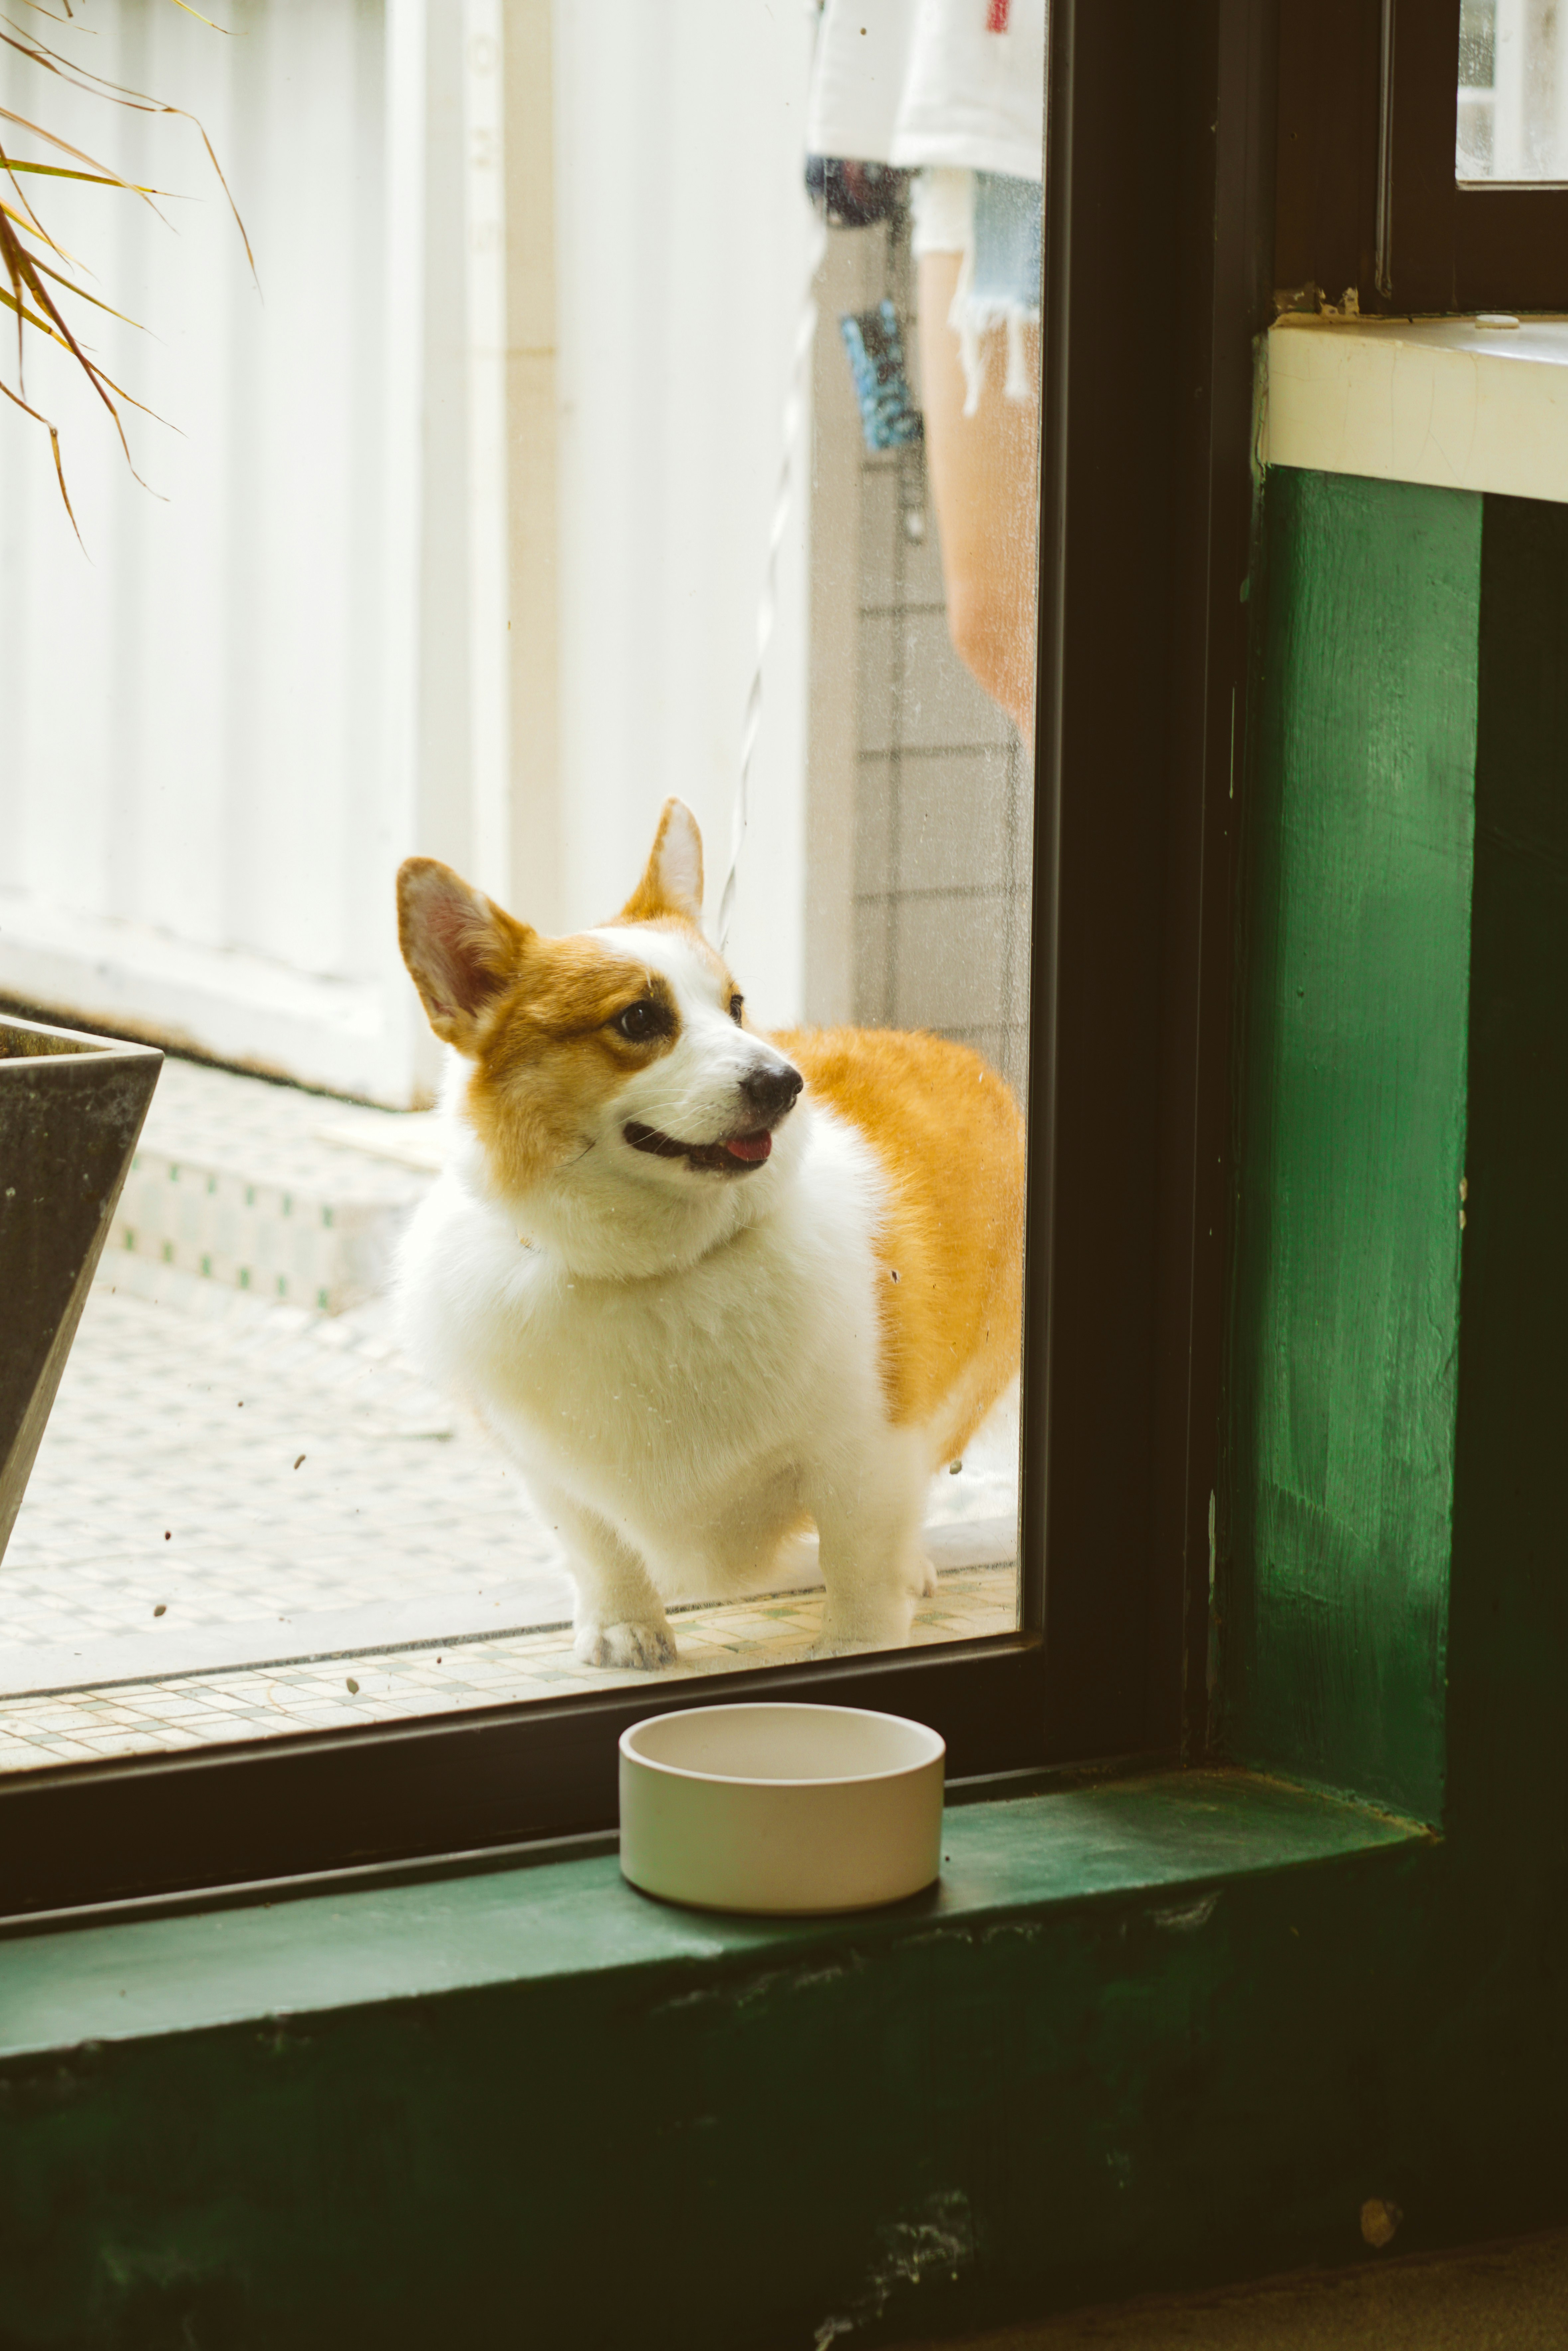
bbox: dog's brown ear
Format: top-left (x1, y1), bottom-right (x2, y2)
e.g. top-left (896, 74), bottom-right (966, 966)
top-left (617, 797), bottom-right (704, 926)
top-left (397, 858), bottom-right (532, 1053)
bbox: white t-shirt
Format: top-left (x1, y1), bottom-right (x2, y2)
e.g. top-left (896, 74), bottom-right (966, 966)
top-left (806, 0), bottom-right (1046, 186)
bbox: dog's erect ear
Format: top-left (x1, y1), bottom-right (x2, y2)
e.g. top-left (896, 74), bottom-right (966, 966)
top-left (617, 797), bottom-right (704, 926)
top-left (397, 858), bottom-right (532, 1053)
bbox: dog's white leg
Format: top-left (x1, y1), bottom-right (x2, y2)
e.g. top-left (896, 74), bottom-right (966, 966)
top-left (805, 1435), bottom-right (931, 1656)
top-left (543, 1486), bottom-right (678, 1670)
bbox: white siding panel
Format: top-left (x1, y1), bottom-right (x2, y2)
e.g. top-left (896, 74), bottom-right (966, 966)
top-left (0, 0), bottom-right (815, 1089)
top-left (0, 0), bottom-right (427, 1100)
top-left (552, 0), bottom-right (814, 1025)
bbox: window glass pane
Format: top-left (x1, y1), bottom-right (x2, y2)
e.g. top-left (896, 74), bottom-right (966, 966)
top-left (0, 0), bottom-right (1041, 1771)
top-left (1458, 0), bottom-right (1568, 181)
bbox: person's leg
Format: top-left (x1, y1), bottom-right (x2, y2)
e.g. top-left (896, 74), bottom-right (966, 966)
top-left (916, 250), bottom-right (1040, 741)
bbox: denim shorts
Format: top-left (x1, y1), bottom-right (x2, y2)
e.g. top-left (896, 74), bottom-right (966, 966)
top-left (910, 165), bottom-right (1042, 411)
top-left (973, 171), bottom-right (1043, 310)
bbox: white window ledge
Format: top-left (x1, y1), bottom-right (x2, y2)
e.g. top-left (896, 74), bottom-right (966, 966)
top-left (1262, 313), bottom-right (1568, 503)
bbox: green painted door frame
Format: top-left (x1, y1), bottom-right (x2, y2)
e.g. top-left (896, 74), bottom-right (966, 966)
top-left (1226, 469), bottom-right (1479, 1820)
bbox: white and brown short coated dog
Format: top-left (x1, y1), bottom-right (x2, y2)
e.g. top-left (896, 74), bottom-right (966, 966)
top-left (395, 799), bottom-right (1025, 1668)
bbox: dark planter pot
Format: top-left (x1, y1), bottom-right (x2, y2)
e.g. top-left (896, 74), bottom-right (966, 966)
top-left (0, 1015), bottom-right (162, 1567)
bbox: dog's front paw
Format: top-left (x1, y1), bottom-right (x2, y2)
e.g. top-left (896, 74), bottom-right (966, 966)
top-left (574, 1619), bottom-right (678, 1671)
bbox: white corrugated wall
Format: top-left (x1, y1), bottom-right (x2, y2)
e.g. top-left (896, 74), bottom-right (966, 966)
top-left (0, 0), bottom-right (813, 1100)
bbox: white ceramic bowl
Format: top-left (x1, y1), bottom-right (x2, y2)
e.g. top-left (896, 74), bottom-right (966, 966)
top-left (618, 1702), bottom-right (945, 1915)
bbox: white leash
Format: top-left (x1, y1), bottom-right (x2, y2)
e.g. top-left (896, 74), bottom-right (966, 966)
top-left (715, 203), bottom-right (827, 956)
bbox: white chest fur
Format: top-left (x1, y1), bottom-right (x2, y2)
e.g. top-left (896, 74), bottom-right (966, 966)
top-left (396, 1102), bottom-right (893, 1585)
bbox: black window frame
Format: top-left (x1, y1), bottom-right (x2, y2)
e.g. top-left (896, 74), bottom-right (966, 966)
top-left (0, 0), bottom-right (1269, 1921)
top-left (1275, 0), bottom-right (1568, 316)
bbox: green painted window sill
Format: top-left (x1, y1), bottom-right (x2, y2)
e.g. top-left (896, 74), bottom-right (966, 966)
top-left (0, 1767), bottom-right (1444, 2350)
top-left (0, 1768), bottom-right (1420, 2062)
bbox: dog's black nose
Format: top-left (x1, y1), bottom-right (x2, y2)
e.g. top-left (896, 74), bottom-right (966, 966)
top-left (740, 1062), bottom-right (803, 1120)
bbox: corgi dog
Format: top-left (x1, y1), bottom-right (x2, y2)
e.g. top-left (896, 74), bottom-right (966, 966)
top-left (394, 799), bottom-right (1024, 1667)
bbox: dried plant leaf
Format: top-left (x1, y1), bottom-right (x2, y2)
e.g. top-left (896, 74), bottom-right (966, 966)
top-left (0, 0), bottom-right (249, 527)
top-left (0, 368), bottom-right (80, 539)
top-left (0, 19), bottom-right (251, 273)
top-left (0, 192), bottom-right (89, 274)
top-left (161, 0), bottom-right (231, 31)
top-left (4, 160), bottom-right (171, 191)
top-left (0, 103), bottom-right (164, 213)
top-left (29, 251), bottom-right (149, 330)
top-left (1, 198), bottom-right (169, 526)
top-left (0, 280), bottom-right (57, 335)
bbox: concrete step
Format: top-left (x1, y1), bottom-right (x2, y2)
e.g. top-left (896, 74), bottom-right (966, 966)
top-left (109, 1057), bottom-right (441, 1315)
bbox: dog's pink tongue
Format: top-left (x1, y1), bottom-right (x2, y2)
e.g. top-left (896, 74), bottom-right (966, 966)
top-left (725, 1131), bottom-right (773, 1164)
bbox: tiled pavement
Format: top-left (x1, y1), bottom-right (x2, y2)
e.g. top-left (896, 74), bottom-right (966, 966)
top-left (0, 1054), bottom-right (1020, 1769)
top-left (2, 1276), bottom-right (567, 1654)
top-left (106, 1052), bottom-right (441, 1313)
top-left (0, 1563), bottom-right (1018, 1770)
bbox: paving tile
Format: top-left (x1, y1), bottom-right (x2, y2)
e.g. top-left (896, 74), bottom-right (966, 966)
top-left (0, 1574), bottom-right (1011, 1757)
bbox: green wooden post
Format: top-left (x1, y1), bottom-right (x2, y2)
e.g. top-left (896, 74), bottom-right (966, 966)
top-left (1226, 471), bottom-right (1568, 1847)
top-left (1226, 470), bottom-right (1480, 1818)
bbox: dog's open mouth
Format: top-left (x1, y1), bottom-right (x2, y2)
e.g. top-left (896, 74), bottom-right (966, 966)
top-left (623, 1121), bottom-right (775, 1175)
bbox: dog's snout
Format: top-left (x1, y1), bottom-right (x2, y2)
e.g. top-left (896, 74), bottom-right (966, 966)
top-left (740, 1061), bottom-right (803, 1121)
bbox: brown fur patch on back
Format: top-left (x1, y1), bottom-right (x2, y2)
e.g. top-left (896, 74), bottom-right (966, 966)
top-left (774, 1027), bottom-right (1025, 1460)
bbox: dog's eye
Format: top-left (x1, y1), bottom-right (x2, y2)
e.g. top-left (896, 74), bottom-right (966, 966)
top-left (613, 1000), bottom-right (666, 1043)
top-left (728, 994), bottom-right (745, 1026)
